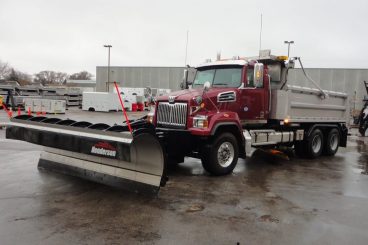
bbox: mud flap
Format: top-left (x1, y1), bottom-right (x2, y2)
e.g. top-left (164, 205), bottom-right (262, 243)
top-left (5, 116), bottom-right (166, 195)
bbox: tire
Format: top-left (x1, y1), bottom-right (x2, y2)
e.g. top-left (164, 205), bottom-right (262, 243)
top-left (364, 127), bottom-right (368, 137)
top-left (88, 107), bottom-right (95, 112)
top-left (201, 133), bottom-right (239, 175)
top-left (323, 128), bottom-right (340, 156)
top-left (359, 121), bottom-right (368, 136)
top-left (304, 128), bottom-right (324, 158)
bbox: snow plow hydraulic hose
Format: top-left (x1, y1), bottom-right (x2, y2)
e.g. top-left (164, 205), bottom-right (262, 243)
top-left (5, 115), bottom-right (167, 195)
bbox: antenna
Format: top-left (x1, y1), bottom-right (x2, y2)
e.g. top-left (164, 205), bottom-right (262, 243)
top-left (184, 30), bottom-right (189, 66)
top-left (216, 51), bottom-right (221, 61)
top-left (259, 14), bottom-right (263, 58)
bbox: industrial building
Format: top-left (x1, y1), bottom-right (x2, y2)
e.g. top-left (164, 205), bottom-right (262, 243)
top-left (65, 79), bottom-right (96, 93)
top-left (96, 66), bottom-right (195, 92)
top-left (96, 66), bottom-right (368, 109)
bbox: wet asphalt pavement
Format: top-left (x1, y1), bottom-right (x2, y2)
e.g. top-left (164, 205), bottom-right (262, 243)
top-left (1, 108), bottom-right (368, 244)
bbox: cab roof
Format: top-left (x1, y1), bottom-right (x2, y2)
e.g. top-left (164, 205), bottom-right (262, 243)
top-left (196, 59), bottom-right (247, 69)
top-left (196, 50), bottom-right (287, 69)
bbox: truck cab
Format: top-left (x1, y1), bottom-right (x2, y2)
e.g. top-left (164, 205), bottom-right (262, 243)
top-left (191, 59), bottom-right (270, 125)
top-left (153, 57), bottom-right (279, 129)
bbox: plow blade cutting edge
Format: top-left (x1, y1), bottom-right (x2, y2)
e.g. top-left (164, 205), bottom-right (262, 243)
top-left (5, 115), bottom-right (166, 195)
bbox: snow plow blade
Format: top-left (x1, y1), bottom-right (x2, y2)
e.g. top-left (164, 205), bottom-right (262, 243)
top-left (5, 115), bottom-right (166, 195)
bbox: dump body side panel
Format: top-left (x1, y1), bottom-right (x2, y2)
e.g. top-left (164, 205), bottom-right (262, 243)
top-left (270, 85), bottom-right (348, 123)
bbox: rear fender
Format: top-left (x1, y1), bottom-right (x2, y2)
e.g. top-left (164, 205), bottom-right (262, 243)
top-left (305, 123), bottom-right (347, 147)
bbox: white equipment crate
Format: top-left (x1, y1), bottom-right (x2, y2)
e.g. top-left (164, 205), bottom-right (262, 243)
top-left (24, 98), bottom-right (66, 114)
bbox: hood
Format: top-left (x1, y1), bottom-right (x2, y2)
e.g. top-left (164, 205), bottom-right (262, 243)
top-left (157, 88), bottom-right (203, 102)
top-left (157, 87), bottom-right (236, 103)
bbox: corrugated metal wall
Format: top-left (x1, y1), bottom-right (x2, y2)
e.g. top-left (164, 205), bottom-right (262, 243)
top-left (96, 66), bottom-right (368, 109)
top-left (96, 66), bottom-right (192, 92)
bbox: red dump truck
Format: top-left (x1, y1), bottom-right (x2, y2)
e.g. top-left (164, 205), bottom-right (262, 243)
top-left (4, 51), bottom-right (349, 194)
top-left (147, 51), bottom-right (349, 175)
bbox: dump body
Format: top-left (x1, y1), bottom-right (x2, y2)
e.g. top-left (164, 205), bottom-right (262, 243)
top-left (270, 85), bottom-right (348, 123)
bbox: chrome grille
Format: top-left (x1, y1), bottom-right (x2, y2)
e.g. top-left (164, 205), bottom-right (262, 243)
top-left (156, 102), bottom-right (187, 128)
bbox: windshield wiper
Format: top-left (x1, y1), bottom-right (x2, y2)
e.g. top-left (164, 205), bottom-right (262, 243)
top-left (213, 83), bottom-right (228, 86)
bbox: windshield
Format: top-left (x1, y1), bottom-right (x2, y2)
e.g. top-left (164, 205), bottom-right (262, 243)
top-left (193, 67), bottom-right (242, 88)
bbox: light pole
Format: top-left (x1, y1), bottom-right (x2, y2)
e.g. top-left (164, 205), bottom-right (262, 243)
top-left (103, 44), bottom-right (112, 92)
top-left (284, 41), bottom-right (294, 57)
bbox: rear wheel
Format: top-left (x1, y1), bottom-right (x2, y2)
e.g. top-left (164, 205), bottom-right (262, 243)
top-left (323, 128), bottom-right (340, 156)
top-left (305, 128), bottom-right (324, 158)
top-left (201, 133), bottom-right (239, 175)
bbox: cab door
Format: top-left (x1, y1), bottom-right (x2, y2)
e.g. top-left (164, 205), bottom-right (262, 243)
top-left (238, 65), bottom-right (269, 125)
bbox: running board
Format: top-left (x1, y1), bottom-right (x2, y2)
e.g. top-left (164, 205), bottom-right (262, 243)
top-left (243, 129), bottom-right (304, 154)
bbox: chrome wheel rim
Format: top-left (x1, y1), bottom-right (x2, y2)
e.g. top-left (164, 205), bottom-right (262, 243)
top-left (311, 134), bottom-right (322, 154)
top-left (217, 142), bottom-right (234, 167)
top-left (330, 134), bottom-right (338, 151)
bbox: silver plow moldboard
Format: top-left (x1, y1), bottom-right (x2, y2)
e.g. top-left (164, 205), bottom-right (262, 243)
top-left (5, 115), bottom-right (166, 195)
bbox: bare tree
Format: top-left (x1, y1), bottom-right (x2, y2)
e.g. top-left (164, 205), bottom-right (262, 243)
top-left (0, 60), bottom-right (11, 80)
top-left (69, 71), bottom-right (93, 80)
top-left (7, 69), bottom-right (32, 85)
top-left (34, 71), bottom-right (68, 85)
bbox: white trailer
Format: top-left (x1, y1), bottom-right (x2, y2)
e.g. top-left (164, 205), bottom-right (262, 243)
top-left (82, 92), bottom-right (131, 112)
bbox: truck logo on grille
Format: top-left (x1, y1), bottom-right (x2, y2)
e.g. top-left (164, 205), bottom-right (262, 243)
top-left (168, 96), bottom-right (176, 103)
top-left (91, 142), bottom-right (117, 157)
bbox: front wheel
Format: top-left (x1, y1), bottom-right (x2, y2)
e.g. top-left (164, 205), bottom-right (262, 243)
top-left (201, 133), bottom-right (239, 176)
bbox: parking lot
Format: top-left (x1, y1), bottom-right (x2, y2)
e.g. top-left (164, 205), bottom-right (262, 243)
top-left (1, 108), bottom-right (368, 244)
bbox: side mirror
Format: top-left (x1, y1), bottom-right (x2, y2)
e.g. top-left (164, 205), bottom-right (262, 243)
top-left (144, 87), bottom-right (152, 98)
top-left (147, 95), bottom-right (155, 105)
top-left (253, 63), bottom-right (264, 87)
top-left (182, 69), bottom-right (192, 89)
top-left (203, 81), bottom-right (211, 92)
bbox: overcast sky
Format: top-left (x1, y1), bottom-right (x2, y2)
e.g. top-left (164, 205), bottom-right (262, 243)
top-left (1, 0), bottom-right (367, 76)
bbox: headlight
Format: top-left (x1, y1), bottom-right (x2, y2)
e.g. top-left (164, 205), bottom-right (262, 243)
top-left (193, 115), bottom-right (208, 128)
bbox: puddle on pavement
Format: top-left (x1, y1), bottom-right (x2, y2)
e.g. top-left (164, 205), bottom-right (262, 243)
top-left (356, 138), bottom-right (368, 174)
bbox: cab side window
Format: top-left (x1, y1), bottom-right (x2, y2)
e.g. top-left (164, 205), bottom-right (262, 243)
top-left (246, 68), bottom-right (254, 87)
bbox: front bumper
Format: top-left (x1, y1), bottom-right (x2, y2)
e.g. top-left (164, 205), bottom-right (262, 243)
top-left (156, 127), bottom-right (202, 157)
